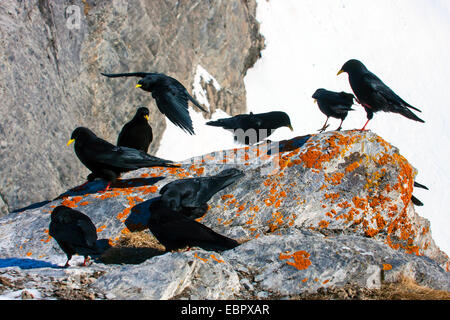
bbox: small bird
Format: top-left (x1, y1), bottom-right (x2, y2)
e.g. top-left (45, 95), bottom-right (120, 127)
top-left (67, 127), bottom-right (178, 192)
top-left (117, 107), bottom-right (153, 153)
top-left (312, 88), bottom-right (355, 132)
top-left (101, 72), bottom-right (207, 135)
top-left (206, 111), bottom-right (293, 145)
top-left (159, 168), bottom-right (244, 219)
top-left (148, 198), bottom-right (239, 252)
top-left (337, 59), bottom-right (424, 130)
top-left (49, 205), bottom-right (99, 267)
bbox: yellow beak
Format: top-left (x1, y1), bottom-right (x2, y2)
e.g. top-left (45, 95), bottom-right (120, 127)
top-left (67, 139), bottom-right (75, 146)
top-left (313, 99), bottom-right (317, 104)
top-left (337, 69), bottom-right (344, 76)
top-left (135, 84), bottom-right (142, 88)
top-left (144, 115), bottom-right (149, 121)
top-left (287, 124), bottom-right (294, 131)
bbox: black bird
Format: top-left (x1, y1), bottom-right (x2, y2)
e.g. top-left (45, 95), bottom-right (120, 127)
top-left (337, 59), bottom-right (424, 130)
top-left (148, 198), bottom-right (240, 252)
top-left (312, 88), bottom-right (355, 132)
top-left (49, 205), bottom-right (99, 267)
top-left (206, 111), bottom-right (293, 145)
top-left (101, 72), bottom-right (207, 135)
top-left (117, 107), bottom-right (153, 153)
top-left (68, 127), bottom-right (178, 192)
top-left (160, 168), bottom-right (244, 219)
top-left (411, 181), bottom-right (429, 206)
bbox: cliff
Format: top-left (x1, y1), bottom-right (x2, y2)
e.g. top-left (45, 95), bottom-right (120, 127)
top-left (0, 130), bottom-right (448, 299)
top-left (0, 0), bottom-right (264, 215)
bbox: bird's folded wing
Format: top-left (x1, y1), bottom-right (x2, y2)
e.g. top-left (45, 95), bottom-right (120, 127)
top-left (160, 217), bottom-right (224, 243)
top-left (77, 220), bottom-right (98, 246)
top-left (93, 145), bottom-right (172, 169)
top-left (363, 73), bottom-right (422, 112)
top-left (50, 224), bottom-right (88, 247)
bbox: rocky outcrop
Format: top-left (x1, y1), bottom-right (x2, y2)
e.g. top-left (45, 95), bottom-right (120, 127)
top-left (0, 0), bottom-right (264, 214)
top-left (0, 130), bottom-right (448, 299)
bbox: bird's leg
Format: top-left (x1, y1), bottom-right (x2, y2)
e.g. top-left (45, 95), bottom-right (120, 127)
top-left (82, 256), bottom-right (90, 266)
top-left (360, 119), bottom-right (370, 131)
top-left (336, 119), bottom-right (344, 131)
top-left (318, 117), bottom-right (330, 132)
top-left (99, 182), bottom-right (111, 193)
top-left (64, 258), bottom-right (71, 268)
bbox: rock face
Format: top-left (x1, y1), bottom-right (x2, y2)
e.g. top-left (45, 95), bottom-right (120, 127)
top-left (0, 0), bottom-right (264, 214)
top-left (0, 130), bottom-right (448, 299)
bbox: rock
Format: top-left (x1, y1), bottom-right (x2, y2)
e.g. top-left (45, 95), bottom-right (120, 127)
top-left (0, 130), bottom-right (448, 299)
top-left (0, 0), bottom-right (264, 215)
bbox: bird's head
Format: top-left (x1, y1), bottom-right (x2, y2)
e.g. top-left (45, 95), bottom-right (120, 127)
top-left (136, 107), bottom-right (150, 121)
top-left (50, 205), bottom-right (71, 222)
top-left (337, 59), bottom-right (367, 76)
top-left (135, 76), bottom-right (157, 91)
top-left (67, 127), bottom-right (95, 146)
top-left (312, 88), bottom-right (327, 103)
top-left (278, 111), bottom-right (294, 131)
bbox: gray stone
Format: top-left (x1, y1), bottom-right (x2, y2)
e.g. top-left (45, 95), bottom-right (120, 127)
top-left (0, 130), bottom-right (448, 299)
top-left (0, 0), bottom-right (264, 215)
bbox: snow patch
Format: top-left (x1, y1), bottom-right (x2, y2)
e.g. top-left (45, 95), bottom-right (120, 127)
top-left (192, 64), bottom-right (222, 110)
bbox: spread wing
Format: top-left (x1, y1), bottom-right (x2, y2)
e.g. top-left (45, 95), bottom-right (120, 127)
top-left (152, 87), bottom-right (195, 135)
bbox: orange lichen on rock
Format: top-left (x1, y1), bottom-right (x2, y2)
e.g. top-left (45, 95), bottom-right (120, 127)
top-left (194, 252), bottom-right (208, 262)
top-left (318, 220), bottom-right (329, 229)
top-left (210, 254), bottom-right (224, 263)
top-left (345, 161), bottom-right (360, 173)
top-left (382, 263), bottom-right (392, 271)
top-left (352, 196), bottom-right (368, 210)
top-left (61, 196), bottom-right (84, 208)
top-left (97, 225), bottom-right (106, 233)
top-left (221, 194), bottom-right (234, 201)
top-left (279, 250), bottom-right (312, 270)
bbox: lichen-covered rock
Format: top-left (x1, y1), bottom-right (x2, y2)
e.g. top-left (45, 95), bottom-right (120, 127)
top-left (0, 0), bottom-right (264, 214)
top-left (0, 130), bottom-right (448, 299)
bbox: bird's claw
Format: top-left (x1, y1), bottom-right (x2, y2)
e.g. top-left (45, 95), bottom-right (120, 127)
top-left (317, 124), bottom-right (330, 133)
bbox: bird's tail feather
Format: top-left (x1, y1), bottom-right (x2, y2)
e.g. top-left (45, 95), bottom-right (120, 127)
top-left (411, 195), bottom-right (424, 206)
top-left (398, 108), bottom-right (425, 123)
top-left (414, 181), bottom-right (429, 190)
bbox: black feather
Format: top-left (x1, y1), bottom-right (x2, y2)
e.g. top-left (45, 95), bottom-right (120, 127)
top-left (148, 199), bottom-right (239, 252)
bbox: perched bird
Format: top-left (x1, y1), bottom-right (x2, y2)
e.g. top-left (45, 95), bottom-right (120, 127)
top-left (101, 72), bottom-right (207, 135)
top-left (49, 205), bottom-right (99, 267)
top-left (160, 168), bottom-right (244, 219)
top-left (148, 198), bottom-right (240, 252)
top-left (206, 111), bottom-right (293, 145)
top-left (337, 59), bottom-right (424, 130)
top-left (117, 107), bottom-right (153, 153)
top-left (68, 127), bottom-right (178, 192)
top-left (312, 88), bottom-right (355, 132)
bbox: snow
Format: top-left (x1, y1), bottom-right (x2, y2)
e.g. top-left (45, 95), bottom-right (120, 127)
top-left (156, 65), bottom-right (237, 161)
top-left (156, 107), bottom-right (238, 162)
top-left (192, 64), bottom-right (222, 110)
top-left (156, 1), bottom-right (449, 255)
top-left (244, 0), bottom-right (450, 255)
